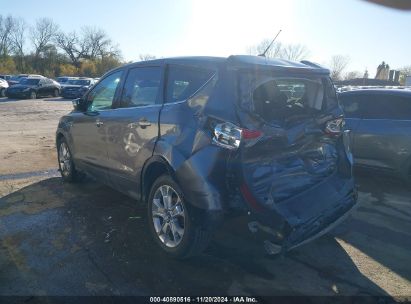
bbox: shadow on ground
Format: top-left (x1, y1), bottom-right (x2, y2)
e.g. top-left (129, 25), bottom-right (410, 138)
top-left (0, 175), bottom-right (403, 297)
top-left (334, 171), bottom-right (411, 282)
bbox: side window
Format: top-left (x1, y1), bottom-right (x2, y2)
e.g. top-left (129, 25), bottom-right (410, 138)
top-left (340, 95), bottom-right (362, 118)
top-left (361, 94), bottom-right (411, 120)
top-left (121, 66), bottom-right (161, 107)
top-left (360, 95), bottom-right (386, 119)
top-left (165, 65), bottom-right (215, 103)
top-left (387, 96), bottom-right (411, 120)
top-left (87, 71), bottom-right (122, 111)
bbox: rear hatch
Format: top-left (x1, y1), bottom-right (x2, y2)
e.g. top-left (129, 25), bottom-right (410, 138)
top-left (226, 68), bottom-right (355, 244)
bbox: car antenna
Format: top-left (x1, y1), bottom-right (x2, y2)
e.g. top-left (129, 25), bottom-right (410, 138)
top-left (258, 29), bottom-right (282, 57)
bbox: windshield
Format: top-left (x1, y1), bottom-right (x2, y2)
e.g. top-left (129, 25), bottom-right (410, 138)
top-left (57, 77), bottom-right (68, 83)
top-left (67, 79), bottom-right (91, 86)
top-left (20, 78), bottom-right (40, 85)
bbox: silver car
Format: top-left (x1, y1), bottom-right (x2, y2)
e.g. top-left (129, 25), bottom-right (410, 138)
top-left (339, 89), bottom-right (411, 181)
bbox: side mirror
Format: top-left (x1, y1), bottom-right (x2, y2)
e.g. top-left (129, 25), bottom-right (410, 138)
top-left (72, 98), bottom-right (87, 111)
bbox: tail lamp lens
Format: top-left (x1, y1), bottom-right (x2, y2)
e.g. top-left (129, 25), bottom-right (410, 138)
top-left (213, 122), bottom-right (262, 150)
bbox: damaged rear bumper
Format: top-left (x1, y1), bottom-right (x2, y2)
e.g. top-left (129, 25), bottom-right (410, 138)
top-left (246, 179), bottom-right (358, 254)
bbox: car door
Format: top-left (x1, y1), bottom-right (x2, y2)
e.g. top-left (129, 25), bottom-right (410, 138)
top-left (339, 93), bottom-right (364, 156)
top-left (37, 78), bottom-right (47, 97)
top-left (104, 66), bottom-right (163, 199)
top-left (45, 79), bottom-right (54, 96)
top-left (69, 70), bottom-right (124, 183)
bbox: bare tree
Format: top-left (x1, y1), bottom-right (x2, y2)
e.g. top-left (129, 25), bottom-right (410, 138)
top-left (344, 71), bottom-right (362, 80)
top-left (329, 55), bottom-right (350, 81)
top-left (54, 31), bottom-right (84, 68)
top-left (30, 18), bottom-right (59, 58)
top-left (0, 15), bottom-right (16, 57)
top-left (399, 65), bottom-right (411, 85)
top-left (247, 38), bottom-right (310, 62)
top-left (139, 54), bottom-right (156, 61)
top-left (10, 18), bottom-right (26, 70)
top-left (247, 38), bottom-right (283, 58)
top-left (282, 44), bottom-right (310, 61)
top-left (82, 27), bottom-right (120, 60)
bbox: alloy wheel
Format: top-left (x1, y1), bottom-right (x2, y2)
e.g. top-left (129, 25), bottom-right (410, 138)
top-left (58, 142), bottom-right (71, 176)
top-left (151, 185), bottom-right (186, 248)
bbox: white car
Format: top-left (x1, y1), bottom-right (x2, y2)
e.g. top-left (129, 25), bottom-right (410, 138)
top-left (0, 78), bottom-right (9, 97)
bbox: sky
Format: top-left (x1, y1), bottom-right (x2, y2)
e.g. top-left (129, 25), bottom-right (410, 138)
top-left (2, 0), bottom-right (410, 75)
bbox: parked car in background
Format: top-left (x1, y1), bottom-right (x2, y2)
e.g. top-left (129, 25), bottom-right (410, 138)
top-left (6, 76), bottom-right (60, 99)
top-left (0, 74), bottom-right (12, 82)
top-left (339, 89), bottom-right (411, 181)
top-left (61, 77), bottom-right (96, 99)
top-left (8, 74), bottom-right (44, 86)
top-left (56, 76), bottom-right (78, 85)
top-left (56, 56), bottom-right (356, 258)
top-left (0, 78), bottom-right (9, 97)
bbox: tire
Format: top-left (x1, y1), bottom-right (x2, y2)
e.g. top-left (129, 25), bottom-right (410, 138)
top-left (57, 137), bottom-right (81, 182)
top-left (0, 88), bottom-right (5, 97)
top-left (147, 174), bottom-right (215, 259)
top-left (53, 89), bottom-right (59, 97)
top-left (29, 91), bottom-right (37, 99)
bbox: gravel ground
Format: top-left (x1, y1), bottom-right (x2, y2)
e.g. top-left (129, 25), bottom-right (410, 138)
top-left (0, 97), bottom-right (410, 300)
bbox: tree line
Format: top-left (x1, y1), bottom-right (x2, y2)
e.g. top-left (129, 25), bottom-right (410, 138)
top-left (247, 38), bottom-right (410, 84)
top-left (0, 15), bottom-right (123, 78)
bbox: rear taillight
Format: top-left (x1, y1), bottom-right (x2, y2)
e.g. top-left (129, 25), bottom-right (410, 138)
top-left (213, 122), bottom-right (263, 150)
top-left (324, 117), bottom-right (345, 136)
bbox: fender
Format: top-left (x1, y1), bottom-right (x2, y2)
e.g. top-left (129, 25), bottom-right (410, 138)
top-left (149, 139), bottom-right (228, 211)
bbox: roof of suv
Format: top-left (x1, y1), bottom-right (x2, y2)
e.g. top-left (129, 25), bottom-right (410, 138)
top-left (119, 55), bottom-right (329, 74)
top-left (339, 88), bottom-right (411, 97)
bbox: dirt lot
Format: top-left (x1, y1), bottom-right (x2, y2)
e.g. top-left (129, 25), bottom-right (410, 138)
top-left (0, 97), bottom-right (410, 299)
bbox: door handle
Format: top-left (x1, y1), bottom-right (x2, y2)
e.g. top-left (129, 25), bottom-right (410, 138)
top-left (96, 120), bottom-right (104, 127)
top-left (138, 119), bottom-right (151, 128)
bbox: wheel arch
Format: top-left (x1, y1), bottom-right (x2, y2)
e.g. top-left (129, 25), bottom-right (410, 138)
top-left (141, 155), bottom-right (177, 204)
top-left (56, 131), bottom-right (65, 143)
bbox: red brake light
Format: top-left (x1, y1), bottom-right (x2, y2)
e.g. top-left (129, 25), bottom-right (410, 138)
top-left (242, 129), bottom-right (263, 139)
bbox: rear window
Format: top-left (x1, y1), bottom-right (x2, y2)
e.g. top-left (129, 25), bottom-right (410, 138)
top-left (165, 65), bottom-right (215, 103)
top-left (240, 73), bottom-right (336, 124)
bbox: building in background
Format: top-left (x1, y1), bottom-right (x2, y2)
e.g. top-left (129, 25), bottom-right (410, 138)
top-left (375, 62), bottom-right (390, 80)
